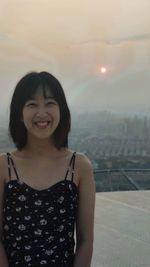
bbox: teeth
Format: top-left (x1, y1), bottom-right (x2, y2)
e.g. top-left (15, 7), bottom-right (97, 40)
top-left (35, 122), bottom-right (50, 128)
top-left (36, 122), bottom-right (48, 126)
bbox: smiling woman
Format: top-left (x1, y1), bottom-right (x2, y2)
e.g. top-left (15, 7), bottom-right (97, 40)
top-left (9, 72), bottom-right (70, 150)
top-left (22, 88), bottom-right (60, 141)
top-left (0, 71), bottom-right (95, 267)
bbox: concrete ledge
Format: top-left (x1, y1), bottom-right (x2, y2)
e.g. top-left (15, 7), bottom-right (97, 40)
top-left (92, 190), bottom-right (150, 267)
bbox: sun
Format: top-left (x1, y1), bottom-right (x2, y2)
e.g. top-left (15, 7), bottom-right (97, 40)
top-left (100, 67), bottom-right (107, 73)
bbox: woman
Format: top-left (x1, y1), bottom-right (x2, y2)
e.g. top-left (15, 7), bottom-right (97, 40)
top-left (0, 71), bottom-right (95, 266)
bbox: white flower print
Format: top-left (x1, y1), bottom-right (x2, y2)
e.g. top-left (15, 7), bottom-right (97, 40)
top-left (69, 184), bottom-right (72, 190)
top-left (25, 245), bottom-right (31, 250)
top-left (34, 229), bottom-right (42, 235)
top-left (47, 206), bottom-right (54, 213)
top-left (65, 251), bottom-right (69, 258)
top-left (40, 219), bottom-right (47, 225)
top-left (60, 237), bottom-right (65, 242)
top-left (16, 207), bottom-right (22, 212)
top-left (12, 242), bottom-right (17, 248)
top-left (57, 196), bottom-right (64, 204)
top-left (40, 260), bottom-right (47, 264)
top-left (47, 236), bottom-right (54, 242)
top-left (18, 224), bottom-right (26, 230)
top-left (24, 255), bottom-right (31, 262)
top-left (18, 195), bottom-right (26, 201)
top-left (68, 232), bottom-right (72, 237)
top-left (57, 225), bottom-right (64, 232)
top-left (45, 249), bottom-right (54, 255)
top-left (34, 199), bottom-right (42, 206)
top-left (16, 236), bottom-right (22, 241)
top-left (24, 216), bottom-right (31, 220)
top-left (8, 184), bottom-right (13, 189)
top-left (60, 208), bottom-right (66, 214)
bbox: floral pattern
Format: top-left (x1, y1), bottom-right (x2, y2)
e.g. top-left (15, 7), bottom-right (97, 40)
top-left (2, 180), bottom-right (78, 266)
top-left (2, 152), bottom-right (78, 266)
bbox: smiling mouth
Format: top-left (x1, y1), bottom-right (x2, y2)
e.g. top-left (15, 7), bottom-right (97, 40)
top-left (34, 121), bottom-right (51, 129)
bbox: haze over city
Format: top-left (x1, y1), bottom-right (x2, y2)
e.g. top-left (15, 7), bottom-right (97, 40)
top-left (0, 0), bottom-right (150, 117)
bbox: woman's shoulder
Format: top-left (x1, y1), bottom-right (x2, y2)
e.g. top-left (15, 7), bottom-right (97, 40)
top-left (0, 152), bottom-right (8, 181)
top-left (74, 152), bottom-right (94, 181)
top-left (74, 152), bottom-right (95, 196)
top-left (75, 152), bottom-right (92, 168)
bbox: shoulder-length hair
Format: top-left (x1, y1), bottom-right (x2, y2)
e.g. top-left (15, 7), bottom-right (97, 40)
top-left (9, 71), bottom-right (71, 150)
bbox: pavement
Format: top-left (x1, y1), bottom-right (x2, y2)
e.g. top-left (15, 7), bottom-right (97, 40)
top-left (92, 190), bottom-right (150, 267)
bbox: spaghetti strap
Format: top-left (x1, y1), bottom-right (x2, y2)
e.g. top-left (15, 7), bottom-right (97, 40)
top-left (6, 153), bottom-right (11, 181)
top-left (64, 152), bottom-right (76, 182)
top-left (6, 152), bottom-right (20, 181)
top-left (71, 152), bottom-right (76, 182)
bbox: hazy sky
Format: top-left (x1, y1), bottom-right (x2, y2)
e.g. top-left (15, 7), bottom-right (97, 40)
top-left (0, 0), bottom-right (150, 116)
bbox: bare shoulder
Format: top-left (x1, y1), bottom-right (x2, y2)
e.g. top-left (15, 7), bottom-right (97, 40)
top-left (75, 152), bottom-right (92, 169)
top-left (0, 153), bottom-right (8, 182)
top-left (75, 152), bottom-right (95, 186)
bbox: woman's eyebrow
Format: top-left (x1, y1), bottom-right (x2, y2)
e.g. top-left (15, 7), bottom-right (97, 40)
top-left (27, 96), bottom-right (55, 101)
top-left (25, 98), bottom-right (36, 102)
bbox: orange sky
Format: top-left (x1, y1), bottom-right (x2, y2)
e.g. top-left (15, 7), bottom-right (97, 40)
top-left (0, 0), bottom-right (150, 113)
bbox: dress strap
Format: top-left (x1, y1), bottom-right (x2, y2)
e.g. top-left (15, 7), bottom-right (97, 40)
top-left (64, 152), bottom-right (76, 182)
top-left (6, 152), bottom-right (20, 181)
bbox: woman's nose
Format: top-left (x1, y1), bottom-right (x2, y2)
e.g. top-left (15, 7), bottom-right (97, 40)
top-left (36, 105), bottom-right (49, 116)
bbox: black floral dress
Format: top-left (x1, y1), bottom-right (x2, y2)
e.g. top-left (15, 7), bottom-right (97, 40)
top-left (2, 152), bottom-right (78, 267)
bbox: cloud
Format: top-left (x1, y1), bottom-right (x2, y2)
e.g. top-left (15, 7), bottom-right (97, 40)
top-left (70, 33), bottom-right (150, 47)
top-left (106, 33), bottom-right (150, 45)
top-left (0, 33), bottom-right (56, 66)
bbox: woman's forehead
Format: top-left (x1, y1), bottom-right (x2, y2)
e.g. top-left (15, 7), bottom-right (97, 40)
top-left (31, 85), bottom-right (54, 99)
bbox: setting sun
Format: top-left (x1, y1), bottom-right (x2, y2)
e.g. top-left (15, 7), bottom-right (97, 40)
top-left (100, 67), bottom-right (107, 73)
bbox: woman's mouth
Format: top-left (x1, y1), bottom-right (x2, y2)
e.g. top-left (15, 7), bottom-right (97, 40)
top-left (34, 121), bottom-right (50, 129)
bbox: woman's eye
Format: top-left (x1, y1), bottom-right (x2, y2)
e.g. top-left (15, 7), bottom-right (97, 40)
top-left (27, 103), bottom-right (36, 107)
top-left (46, 102), bottom-right (56, 105)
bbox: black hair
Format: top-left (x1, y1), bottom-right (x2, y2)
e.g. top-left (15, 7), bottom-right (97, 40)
top-left (9, 71), bottom-right (71, 150)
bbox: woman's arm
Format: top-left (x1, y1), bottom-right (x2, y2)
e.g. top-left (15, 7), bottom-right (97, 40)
top-left (0, 155), bottom-right (9, 266)
top-left (0, 242), bottom-right (9, 267)
top-left (73, 153), bottom-right (96, 267)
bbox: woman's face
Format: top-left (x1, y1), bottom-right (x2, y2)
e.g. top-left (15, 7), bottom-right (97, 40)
top-left (22, 86), bottom-right (60, 142)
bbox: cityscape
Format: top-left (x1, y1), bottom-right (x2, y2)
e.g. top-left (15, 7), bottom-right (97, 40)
top-left (1, 110), bottom-right (150, 192)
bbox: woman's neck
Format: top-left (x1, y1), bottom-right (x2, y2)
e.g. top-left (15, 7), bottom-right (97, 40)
top-left (18, 138), bottom-right (67, 160)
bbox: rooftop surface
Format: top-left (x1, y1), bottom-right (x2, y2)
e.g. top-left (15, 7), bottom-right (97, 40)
top-left (92, 190), bottom-right (150, 267)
